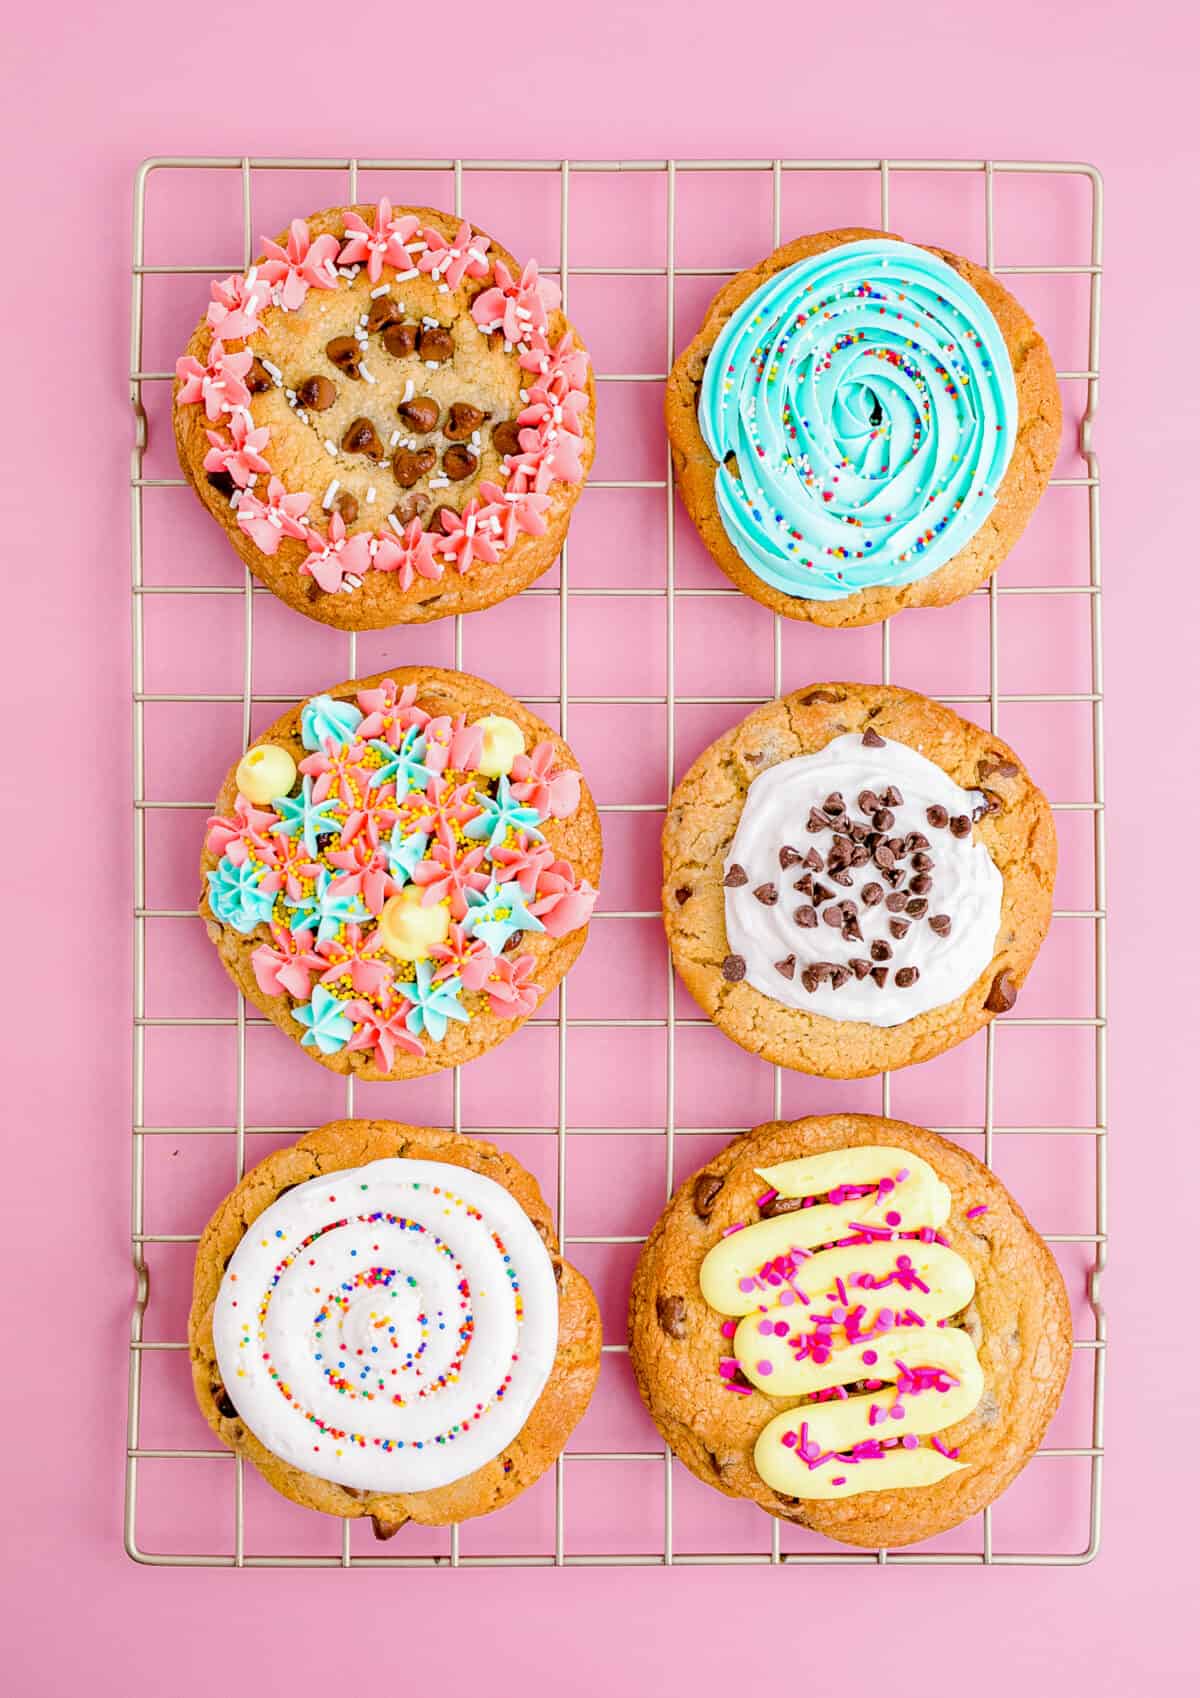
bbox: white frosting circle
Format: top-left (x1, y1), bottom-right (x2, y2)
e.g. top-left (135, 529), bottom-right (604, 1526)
top-left (213, 1157), bottom-right (558, 1493)
top-left (723, 733), bottom-right (1001, 1026)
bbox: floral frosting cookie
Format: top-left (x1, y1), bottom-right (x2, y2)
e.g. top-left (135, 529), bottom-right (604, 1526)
top-left (200, 667), bottom-right (601, 1078)
top-left (174, 203), bottom-right (595, 628)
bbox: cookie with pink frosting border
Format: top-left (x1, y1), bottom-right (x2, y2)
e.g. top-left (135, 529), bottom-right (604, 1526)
top-left (174, 202), bottom-right (595, 629)
top-left (200, 666), bottom-right (602, 1079)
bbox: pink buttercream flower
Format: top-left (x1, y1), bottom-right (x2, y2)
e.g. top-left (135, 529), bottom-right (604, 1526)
top-left (299, 510), bottom-right (374, 594)
top-left (447, 713), bottom-right (484, 772)
top-left (273, 835), bottom-right (323, 901)
top-left (484, 953), bottom-right (542, 1019)
top-left (259, 219), bottom-right (341, 310)
top-left (344, 992), bottom-right (426, 1071)
top-left (428, 924), bottom-right (496, 991)
top-left (531, 862), bottom-right (598, 937)
top-left (235, 477), bottom-right (312, 555)
top-left (418, 715), bottom-right (453, 774)
top-left (417, 219), bottom-right (491, 290)
top-left (316, 924), bottom-right (395, 997)
top-left (518, 328), bottom-right (590, 390)
top-left (325, 838), bottom-right (400, 916)
top-left (491, 832), bottom-right (557, 895)
top-left (510, 743), bottom-right (582, 819)
top-left (176, 340), bottom-right (253, 421)
top-left (338, 199), bottom-right (421, 283)
top-left (518, 377), bottom-right (588, 440)
top-left (530, 420), bottom-right (586, 485)
top-left (298, 739), bottom-right (373, 806)
top-left (203, 411), bottom-right (272, 489)
top-left (397, 775), bottom-right (482, 839)
top-left (471, 258), bottom-right (559, 344)
top-left (413, 835), bottom-right (490, 920)
top-left (369, 519), bottom-right (444, 591)
top-left (436, 500), bottom-right (505, 575)
top-left (476, 479), bottom-right (551, 548)
top-left (356, 678), bottom-right (431, 745)
top-left (205, 270), bottom-right (270, 341)
top-left (205, 793), bottom-right (279, 860)
top-left (250, 924), bottom-right (325, 1001)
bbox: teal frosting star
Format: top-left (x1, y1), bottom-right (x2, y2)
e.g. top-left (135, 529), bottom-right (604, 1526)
top-left (368, 726), bottom-right (434, 792)
top-left (461, 877), bottom-right (545, 952)
top-left (463, 775), bottom-right (545, 851)
top-left (293, 984), bottom-right (355, 1055)
top-left (285, 867), bottom-right (370, 943)
top-left (386, 824), bottom-right (429, 885)
top-left (300, 693), bottom-right (364, 753)
top-left (207, 856), bottom-right (278, 934)
top-left (396, 959), bottom-right (469, 1042)
top-left (271, 774), bottom-right (343, 857)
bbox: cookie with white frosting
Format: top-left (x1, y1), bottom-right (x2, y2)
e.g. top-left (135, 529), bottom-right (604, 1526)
top-left (190, 1119), bottom-right (602, 1534)
top-left (629, 1115), bottom-right (1071, 1549)
top-left (663, 683), bottom-right (1055, 1077)
top-left (666, 229), bottom-right (1060, 627)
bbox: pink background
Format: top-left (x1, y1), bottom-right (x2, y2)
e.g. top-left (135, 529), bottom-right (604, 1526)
top-left (3, 1), bottom-right (1196, 1692)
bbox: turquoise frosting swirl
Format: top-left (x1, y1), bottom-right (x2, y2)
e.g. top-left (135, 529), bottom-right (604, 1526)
top-left (698, 239), bottom-right (1017, 600)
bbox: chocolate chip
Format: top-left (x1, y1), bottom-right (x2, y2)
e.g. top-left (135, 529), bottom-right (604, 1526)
top-left (721, 954), bottom-right (746, 982)
top-left (811, 882), bottom-right (833, 905)
top-left (872, 808), bottom-right (895, 832)
top-left (861, 882), bottom-right (883, 907)
top-left (296, 374), bottom-right (336, 411)
top-left (213, 1384), bottom-right (238, 1420)
top-left (693, 1173), bottom-right (725, 1219)
top-left (950, 814), bottom-right (972, 838)
top-left (874, 845), bottom-right (896, 871)
top-left (443, 444), bottom-right (478, 481)
top-left (842, 917), bottom-right (862, 943)
top-left (810, 962), bottom-right (833, 984)
top-left (885, 892), bottom-right (908, 914)
top-left (382, 322), bottom-right (418, 359)
top-left (807, 809), bottom-right (831, 833)
top-left (656, 1294), bottom-right (687, 1339)
top-left (794, 905), bottom-right (817, 928)
top-left (800, 968), bottom-right (820, 993)
top-left (823, 791), bottom-right (845, 817)
top-left (907, 833), bottom-right (930, 853)
top-left (871, 967), bottom-right (889, 987)
top-left (850, 844), bottom-right (870, 867)
top-left (491, 419), bottom-right (523, 456)
top-left (822, 904), bottom-right (844, 929)
top-left (802, 849), bottom-right (824, 872)
top-left (889, 917), bottom-right (910, 940)
top-left (829, 868), bottom-right (854, 887)
top-left (849, 957), bottom-right (872, 980)
top-left (366, 293), bottom-right (404, 333)
top-left (792, 873), bottom-right (813, 897)
top-left (984, 970), bottom-right (1018, 1013)
top-left (800, 689), bottom-right (841, 705)
top-left (906, 897), bottom-right (928, 919)
top-left (778, 845), bottom-right (802, 869)
top-left (929, 914), bottom-right (952, 937)
top-left (775, 954), bottom-right (796, 980)
top-left (430, 504), bottom-right (458, 533)
top-left (926, 805), bottom-right (949, 829)
top-left (870, 939), bottom-right (892, 962)
top-left (753, 883), bottom-right (778, 906)
top-left (979, 757), bottom-right (1018, 779)
top-left (858, 790), bottom-right (880, 814)
top-left (393, 447), bottom-right (436, 487)
top-left (760, 1193), bottom-right (807, 1217)
top-left (334, 491), bottom-right (359, 525)
top-left (398, 396), bottom-right (440, 434)
top-left (723, 863), bottom-right (748, 887)
top-left (881, 786), bottom-right (903, 809)
top-left (246, 357), bottom-right (272, 394)
top-left (895, 966), bottom-right (920, 988)
top-left (206, 469), bottom-right (236, 498)
top-left (444, 402), bottom-right (488, 441)
top-left (830, 965), bottom-right (851, 989)
top-left (674, 885), bottom-right (692, 905)
top-left (862, 727), bottom-right (885, 747)
top-left (341, 416), bottom-right (384, 459)
top-left (417, 325), bottom-right (453, 362)
top-left (325, 336), bottom-right (362, 377)
top-left (909, 873), bottom-right (933, 896)
top-left (974, 792), bottom-right (1002, 819)
top-left (911, 852), bottom-right (934, 873)
top-left (393, 492), bottom-right (430, 527)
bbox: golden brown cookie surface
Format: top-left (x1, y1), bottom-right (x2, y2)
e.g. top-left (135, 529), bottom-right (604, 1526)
top-left (662, 683), bottom-right (1055, 1077)
top-left (629, 1115), bottom-right (1072, 1549)
top-left (190, 1119), bottom-right (602, 1532)
top-left (201, 665), bottom-right (602, 1080)
top-left (174, 203), bottom-right (595, 628)
top-left (665, 228), bottom-right (1060, 626)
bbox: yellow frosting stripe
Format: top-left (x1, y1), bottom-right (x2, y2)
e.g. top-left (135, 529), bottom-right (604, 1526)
top-left (755, 1433), bottom-right (966, 1500)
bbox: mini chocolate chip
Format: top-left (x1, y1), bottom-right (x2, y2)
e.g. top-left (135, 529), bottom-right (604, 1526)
top-left (822, 905), bottom-right (844, 929)
top-left (721, 954), bottom-right (746, 982)
top-left (871, 967), bottom-right (889, 987)
top-left (807, 809), bottom-right (831, 833)
top-left (296, 374), bottom-right (336, 410)
top-left (950, 814), bottom-right (972, 838)
top-left (849, 957), bottom-right (872, 979)
top-left (366, 293), bottom-right (404, 333)
top-left (840, 898), bottom-right (859, 917)
top-left (656, 1294), bottom-right (687, 1339)
top-left (881, 786), bottom-right (903, 808)
top-left (800, 968), bottom-right (820, 993)
top-left (907, 897), bottom-right (929, 919)
top-left (885, 892), bottom-right (908, 913)
top-left (334, 491), bottom-right (359, 525)
top-left (803, 849), bottom-right (824, 872)
top-left (760, 1193), bottom-right (807, 1217)
top-left (883, 867), bottom-right (905, 888)
top-left (792, 873), bottom-right (813, 897)
top-left (862, 727), bottom-right (885, 747)
top-left (794, 905), bottom-right (818, 928)
top-left (911, 851), bottom-right (934, 872)
top-left (417, 325), bottom-right (453, 362)
top-left (874, 845), bottom-right (896, 871)
top-left (887, 836), bottom-right (906, 857)
top-left (979, 757), bottom-right (1018, 779)
top-left (926, 804), bottom-right (949, 829)
top-left (206, 469), bottom-right (236, 498)
top-left (444, 401), bottom-right (488, 441)
top-left (213, 1384), bottom-right (238, 1420)
top-left (829, 868), bottom-right (853, 887)
top-left (775, 954), bottom-right (796, 980)
top-left (382, 322), bottom-right (418, 359)
top-left (889, 917), bottom-right (910, 940)
top-left (325, 336), bottom-right (362, 376)
top-left (393, 492), bottom-right (430, 526)
top-left (929, 914), bottom-right (952, 937)
top-left (909, 873), bottom-right (932, 896)
top-left (398, 396), bottom-right (440, 434)
top-left (800, 689), bottom-right (841, 705)
top-left (858, 789), bottom-right (880, 814)
top-left (985, 970), bottom-right (1018, 1013)
top-left (823, 791), bottom-right (845, 817)
top-left (778, 845), bottom-right (802, 869)
top-left (429, 504), bottom-right (458, 533)
top-left (753, 882), bottom-right (778, 906)
top-left (872, 808), bottom-right (895, 832)
top-left (870, 939), bottom-right (892, 962)
top-left (861, 882), bottom-right (883, 906)
top-left (723, 863), bottom-right (748, 887)
top-left (342, 416), bottom-right (384, 459)
top-left (675, 885), bottom-right (693, 905)
top-left (491, 419), bottom-right (523, 456)
top-left (830, 965), bottom-right (851, 989)
top-left (810, 962), bottom-right (833, 984)
top-left (974, 792), bottom-right (1002, 818)
top-left (850, 844), bottom-right (870, 867)
top-left (246, 357), bottom-right (272, 394)
top-left (895, 966), bottom-right (920, 988)
top-left (811, 882), bottom-right (833, 905)
top-left (443, 444), bottom-right (478, 481)
top-left (907, 833), bottom-right (930, 853)
top-left (693, 1173), bottom-right (725, 1219)
top-left (393, 446), bottom-right (436, 487)
top-left (842, 917), bottom-right (863, 943)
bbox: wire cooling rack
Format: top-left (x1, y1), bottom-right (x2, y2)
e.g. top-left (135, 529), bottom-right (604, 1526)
top-left (126, 156), bottom-right (1106, 1567)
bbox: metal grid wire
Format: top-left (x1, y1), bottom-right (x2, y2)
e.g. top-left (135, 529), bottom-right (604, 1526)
top-left (126, 157), bottom-right (1106, 1567)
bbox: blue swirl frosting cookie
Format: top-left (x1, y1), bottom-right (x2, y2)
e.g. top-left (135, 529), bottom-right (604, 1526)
top-left (667, 229), bottom-right (1060, 627)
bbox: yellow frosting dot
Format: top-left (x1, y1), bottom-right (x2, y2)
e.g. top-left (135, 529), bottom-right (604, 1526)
top-left (376, 888), bottom-right (450, 961)
top-left (236, 743), bottom-right (297, 805)
top-left (475, 715), bottom-right (526, 778)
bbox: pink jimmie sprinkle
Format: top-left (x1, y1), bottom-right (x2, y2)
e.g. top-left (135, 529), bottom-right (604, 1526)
top-left (756, 1188), bottom-right (779, 1208)
top-left (830, 1477), bottom-right (847, 1486)
top-left (726, 1382), bottom-right (753, 1395)
top-left (722, 1222), bottom-right (746, 1237)
top-left (931, 1435), bottom-right (961, 1460)
top-left (720, 1320), bottom-right (737, 1338)
top-left (896, 1168), bottom-right (910, 1183)
top-left (966, 1204), bottom-right (989, 1219)
top-left (717, 1358), bottom-right (739, 1378)
top-left (868, 1403), bottom-right (882, 1427)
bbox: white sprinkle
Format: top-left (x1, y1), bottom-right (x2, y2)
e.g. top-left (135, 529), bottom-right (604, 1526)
top-left (366, 486), bottom-right (377, 502)
top-left (261, 359), bottom-right (283, 383)
top-left (395, 267), bottom-right (419, 281)
top-left (229, 490), bottom-right (242, 509)
top-left (338, 266), bottom-right (357, 279)
top-left (470, 430), bottom-right (481, 448)
top-left (390, 430), bottom-right (403, 447)
top-left (354, 330), bottom-right (369, 345)
top-left (401, 379), bottom-right (415, 404)
top-left (387, 512), bottom-right (405, 536)
top-left (421, 315), bottom-right (439, 327)
top-left (324, 440), bottom-right (338, 456)
top-left (429, 476), bottom-right (450, 490)
top-left (322, 479), bottom-right (340, 509)
top-left (408, 242), bottom-right (427, 255)
top-left (296, 410), bottom-right (309, 424)
top-left (467, 248), bottom-right (487, 265)
top-left (285, 388), bottom-right (297, 402)
top-left (424, 361), bottom-right (439, 369)
top-left (370, 284), bottom-right (390, 298)
top-left (519, 389), bottom-right (529, 403)
top-left (358, 313), bottom-right (370, 327)
top-left (342, 574), bottom-right (363, 592)
top-left (361, 366), bottom-right (376, 384)
top-left (438, 284), bottom-right (449, 294)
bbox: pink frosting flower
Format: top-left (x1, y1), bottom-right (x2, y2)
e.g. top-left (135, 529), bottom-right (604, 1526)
top-left (370, 519), bottom-right (444, 591)
top-left (429, 924), bottom-right (496, 991)
top-left (203, 411), bottom-right (272, 489)
top-left (205, 793), bottom-right (279, 860)
top-left (316, 924), bottom-right (395, 997)
top-left (436, 500), bottom-right (505, 575)
top-left (338, 199), bottom-right (421, 282)
top-left (250, 924), bottom-right (324, 1000)
top-left (484, 953), bottom-right (542, 1019)
top-left (205, 270), bottom-right (270, 341)
top-left (298, 739), bottom-right (374, 805)
top-left (418, 715), bottom-right (454, 774)
top-left (235, 477), bottom-right (312, 555)
top-left (397, 775), bottom-right (482, 838)
top-left (356, 678), bottom-right (431, 745)
top-left (504, 453), bottom-right (557, 499)
top-left (299, 510), bottom-right (374, 594)
top-left (531, 861), bottom-right (598, 937)
top-left (344, 992), bottom-right (426, 1071)
top-left (470, 258), bottom-right (560, 344)
top-left (519, 328), bottom-right (589, 390)
top-left (176, 340), bottom-right (253, 421)
top-left (476, 479), bottom-right (551, 547)
top-left (518, 376), bottom-right (588, 441)
top-left (417, 219), bottom-right (491, 290)
top-left (491, 833), bottom-right (557, 895)
top-left (259, 219), bottom-right (341, 310)
top-left (325, 838), bottom-right (399, 916)
top-left (530, 421), bottom-right (586, 485)
top-left (510, 742), bottom-right (582, 818)
top-left (447, 713), bottom-right (483, 772)
top-left (413, 834), bottom-right (490, 920)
